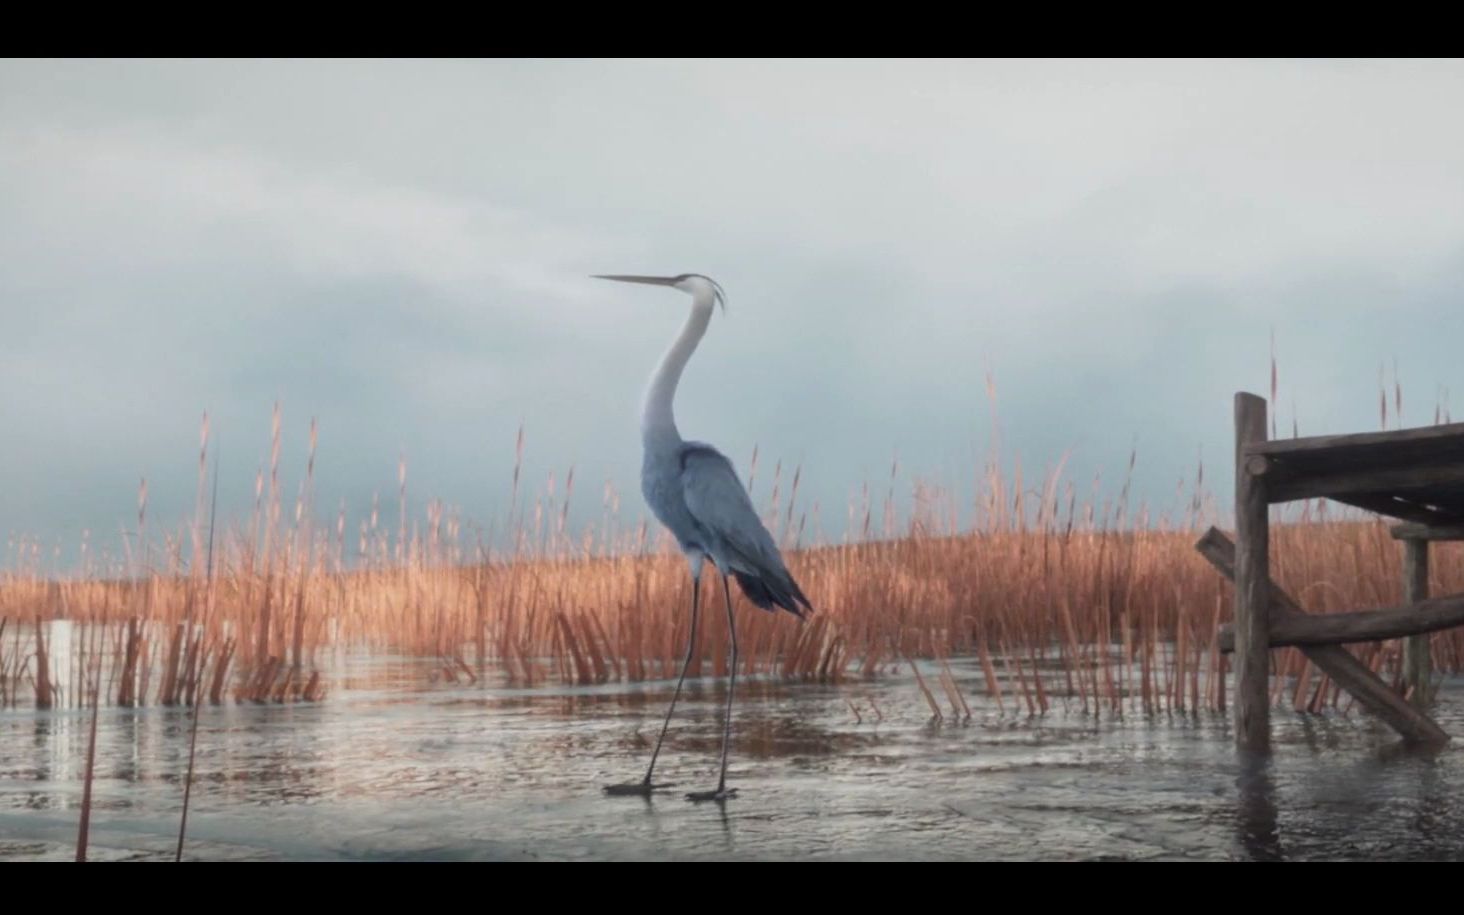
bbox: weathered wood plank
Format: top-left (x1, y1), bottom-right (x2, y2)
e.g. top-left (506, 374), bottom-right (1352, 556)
top-left (1196, 527), bottom-right (1448, 746)
top-left (1247, 422), bottom-right (1464, 458)
top-left (1391, 523), bottom-right (1464, 541)
top-left (1215, 593), bottom-right (1464, 651)
top-left (1339, 495), bottom-right (1464, 527)
top-left (1195, 527), bottom-right (1301, 613)
top-left (1403, 539), bottom-right (1432, 708)
top-left (1234, 393), bottom-right (1272, 754)
top-left (1265, 463), bottom-right (1464, 503)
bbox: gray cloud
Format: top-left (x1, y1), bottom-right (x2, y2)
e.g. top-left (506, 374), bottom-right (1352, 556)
top-left (3, 59), bottom-right (1464, 566)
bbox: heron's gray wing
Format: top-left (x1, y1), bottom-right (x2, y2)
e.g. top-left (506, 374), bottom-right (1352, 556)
top-left (678, 444), bottom-right (774, 567)
top-left (679, 443), bottom-right (811, 617)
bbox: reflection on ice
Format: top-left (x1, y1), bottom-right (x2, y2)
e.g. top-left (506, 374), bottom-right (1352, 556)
top-left (3, 653), bottom-right (1463, 861)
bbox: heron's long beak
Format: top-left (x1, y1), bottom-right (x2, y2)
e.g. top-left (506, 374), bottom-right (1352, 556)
top-left (592, 274), bottom-right (680, 286)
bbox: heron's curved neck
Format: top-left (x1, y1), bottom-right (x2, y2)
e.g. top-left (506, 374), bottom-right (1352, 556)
top-left (642, 293), bottom-right (715, 449)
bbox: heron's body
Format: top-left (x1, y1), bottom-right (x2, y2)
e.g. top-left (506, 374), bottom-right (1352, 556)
top-left (634, 275), bottom-right (811, 619)
top-left (598, 272), bottom-right (811, 803)
top-left (643, 439), bottom-right (810, 617)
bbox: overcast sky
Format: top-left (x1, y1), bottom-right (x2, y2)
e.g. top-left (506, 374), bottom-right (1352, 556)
top-left (4, 59), bottom-right (1464, 566)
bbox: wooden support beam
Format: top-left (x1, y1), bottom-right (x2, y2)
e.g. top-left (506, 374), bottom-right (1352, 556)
top-left (1334, 494), bottom-right (1464, 527)
top-left (1263, 462), bottom-right (1464, 504)
top-left (1403, 539), bottom-right (1432, 708)
top-left (1234, 393), bottom-right (1272, 754)
top-left (1244, 460), bottom-right (1464, 523)
top-left (1391, 523), bottom-right (1464, 541)
top-left (1215, 592), bottom-right (1464, 651)
top-left (1197, 528), bottom-right (1300, 614)
top-left (1196, 527), bottom-right (1448, 746)
top-left (1246, 421), bottom-right (1464, 458)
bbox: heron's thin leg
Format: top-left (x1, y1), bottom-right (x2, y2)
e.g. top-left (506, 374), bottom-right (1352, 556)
top-left (687, 575), bottom-right (740, 803)
top-left (641, 570), bottom-right (700, 785)
top-left (715, 573), bottom-right (738, 793)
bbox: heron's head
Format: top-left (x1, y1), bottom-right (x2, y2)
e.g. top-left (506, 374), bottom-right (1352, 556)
top-left (592, 273), bottom-right (726, 313)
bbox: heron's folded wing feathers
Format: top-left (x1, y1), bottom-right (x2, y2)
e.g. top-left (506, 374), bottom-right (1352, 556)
top-left (679, 443), bottom-right (811, 617)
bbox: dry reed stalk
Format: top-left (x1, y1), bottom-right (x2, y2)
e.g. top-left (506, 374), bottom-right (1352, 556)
top-left (1028, 647), bottom-right (1049, 715)
top-left (555, 614), bottom-right (593, 685)
top-left (118, 618), bottom-right (140, 707)
top-left (975, 638), bottom-right (1003, 714)
top-left (34, 616), bottom-right (51, 710)
top-left (455, 655), bottom-right (478, 684)
top-left (160, 622), bottom-right (184, 706)
top-left (76, 665), bottom-right (101, 862)
top-left (210, 638), bottom-right (234, 705)
top-left (904, 650), bottom-right (943, 723)
top-left (574, 612), bottom-right (608, 683)
top-left (0, 616), bottom-right (8, 707)
top-left (274, 665), bottom-right (295, 703)
top-left (938, 655), bottom-right (972, 721)
top-left (1008, 649), bottom-right (1035, 717)
top-left (1173, 607), bottom-right (1188, 712)
top-left (303, 669), bottom-right (323, 702)
top-left (249, 656), bottom-right (281, 703)
top-left (1292, 658), bottom-right (1313, 712)
top-left (936, 667), bottom-right (961, 720)
top-left (584, 612), bottom-right (619, 681)
top-left (1307, 672), bottom-right (1330, 714)
top-left (817, 634), bottom-right (837, 681)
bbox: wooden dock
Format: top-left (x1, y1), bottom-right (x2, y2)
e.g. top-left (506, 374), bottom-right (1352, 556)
top-left (1199, 393), bottom-right (1464, 753)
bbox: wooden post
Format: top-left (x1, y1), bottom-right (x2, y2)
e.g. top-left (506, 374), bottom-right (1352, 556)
top-left (1403, 538), bottom-right (1431, 706)
top-left (1234, 393), bottom-right (1271, 754)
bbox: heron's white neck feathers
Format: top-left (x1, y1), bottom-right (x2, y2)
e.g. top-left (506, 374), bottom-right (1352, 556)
top-left (641, 291), bottom-right (716, 448)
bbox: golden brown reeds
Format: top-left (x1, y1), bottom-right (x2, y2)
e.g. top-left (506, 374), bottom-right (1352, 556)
top-left (5, 388), bottom-right (1464, 717)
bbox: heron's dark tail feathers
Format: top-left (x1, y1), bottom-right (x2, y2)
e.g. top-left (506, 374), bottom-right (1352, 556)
top-left (733, 568), bottom-right (813, 620)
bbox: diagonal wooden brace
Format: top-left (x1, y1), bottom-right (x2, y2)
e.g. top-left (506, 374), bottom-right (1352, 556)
top-left (1195, 527), bottom-right (1448, 746)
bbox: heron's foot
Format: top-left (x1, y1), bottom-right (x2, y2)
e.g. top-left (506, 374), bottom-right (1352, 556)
top-left (686, 786), bottom-right (737, 804)
top-left (603, 780), bottom-right (674, 797)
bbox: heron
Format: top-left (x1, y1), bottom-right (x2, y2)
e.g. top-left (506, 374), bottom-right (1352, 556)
top-left (596, 273), bottom-right (813, 804)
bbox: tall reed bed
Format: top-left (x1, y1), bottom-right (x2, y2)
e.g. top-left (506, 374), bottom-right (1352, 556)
top-left (4, 371), bottom-right (1463, 716)
top-left (4, 461), bottom-right (1461, 716)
